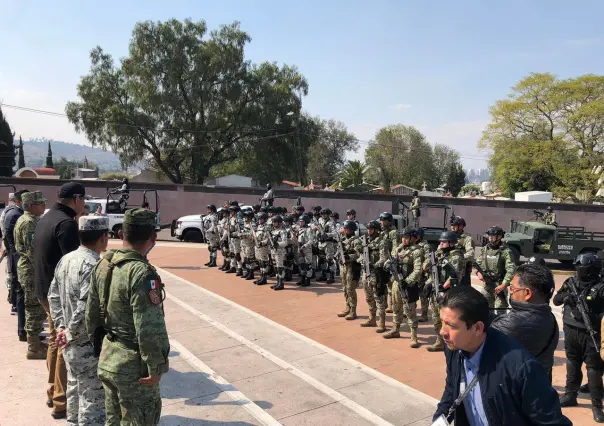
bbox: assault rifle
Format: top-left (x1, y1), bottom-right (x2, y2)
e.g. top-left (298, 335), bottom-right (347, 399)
top-left (361, 235), bottom-right (371, 278)
top-left (385, 241), bottom-right (411, 305)
top-left (428, 251), bottom-right (440, 301)
top-left (568, 277), bottom-right (600, 351)
top-left (334, 229), bottom-right (346, 265)
top-left (472, 261), bottom-right (508, 308)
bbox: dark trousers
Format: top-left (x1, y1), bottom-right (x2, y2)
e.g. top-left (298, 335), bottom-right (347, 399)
top-left (9, 252), bottom-right (25, 336)
top-left (564, 324), bottom-right (604, 400)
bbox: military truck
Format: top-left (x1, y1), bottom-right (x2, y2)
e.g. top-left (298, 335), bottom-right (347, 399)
top-left (503, 219), bottom-right (604, 265)
top-left (398, 201), bottom-right (454, 249)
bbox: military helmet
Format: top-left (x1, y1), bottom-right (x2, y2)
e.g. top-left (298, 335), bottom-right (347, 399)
top-left (229, 205), bottom-right (240, 212)
top-left (366, 220), bottom-right (380, 230)
top-left (343, 220), bottom-right (357, 232)
top-left (527, 256), bottom-right (546, 266)
top-left (486, 226), bottom-right (505, 237)
top-left (229, 200), bottom-right (239, 207)
top-left (206, 204), bottom-right (217, 212)
top-left (321, 208), bottom-right (332, 215)
top-left (450, 216), bottom-right (466, 227)
top-left (283, 214), bottom-right (294, 223)
top-left (346, 209), bottom-right (356, 216)
top-left (439, 230), bottom-right (459, 243)
top-left (242, 209), bottom-right (254, 217)
top-left (379, 212), bottom-right (393, 221)
top-left (299, 214), bottom-right (311, 224)
top-left (312, 205), bottom-right (322, 212)
top-left (331, 211), bottom-right (340, 220)
top-left (272, 215), bottom-right (283, 223)
top-left (574, 252), bottom-right (602, 279)
top-left (252, 204), bottom-right (261, 211)
top-left (547, 206), bottom-right (553, 211)
top-left (257, 212), bottom-right (268, 221)
top-left (267, 206), bottom-right (275, 213)
top-left (259, 206), bottom-right (268, 213)
top-left (412, 190), bottom-right (418, 196)
top-left (417, 227), bottom-right (425, 239)
top-left (294, 205), bottom-right (305, 213)
top-left (401, 226), bottom-right (418, 238)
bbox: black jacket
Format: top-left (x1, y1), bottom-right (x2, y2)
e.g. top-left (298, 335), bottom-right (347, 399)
top-left (3, 205), bottom-right (23, 253)
top-left (33, 203), bottom-right (79, 299)
top-left (553, 276), bottom-right (604, 330)
top-left (434, 328), bottom-right (571, 426)
top-left (490, 299), bottom-right (558, 378)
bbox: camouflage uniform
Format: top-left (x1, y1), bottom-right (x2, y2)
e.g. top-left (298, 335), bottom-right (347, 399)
top-left (362, 232), bottom-right (388, 331)
top-left (48, 216), bottom-right (109, 426)
top-left (218, 215), bottom-right (230, 271)
top-left (457, 232), bottom-right (475, 286)
top-left (14, 191), bottom-right (47, 358)
top-left (417, 240), bottom-right (431, 321)
top-left (380, 225), bottom-right (399, 313)
top-left (317, 219), bottom-right (338, 283)
top-left (410, 196), bottom-right (421, 227)
top-left (86, 209), bottom-right (169, 426)
top-left (337, 234), bottom-right (362, 319)
top-left (202, 213), bottom-right (220, 266)
top-left (228, 214), bottom-right (243, 274)
top-left (296, 221), bottom-right (314, 287)
top-left (253, 218), bottom-right (271, 285)
top-left (269, 222), bottom-right (289, 290)
top-left (476, 243), bottom-right (515, 310)
top-left (384, 242), bottom-right (423, 346)
top-left (424, 247), bottom-right (465, 351)
top-left (239, 217), bottom-right (257, 280)
top-left (543, 211), bottom-right (556, 226)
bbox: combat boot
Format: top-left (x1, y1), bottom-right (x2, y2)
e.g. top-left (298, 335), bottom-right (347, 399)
top-left (316, 272), bottom-right (327, 282)
top-left (240, 268), bottom-right (248, 279)
top-left (427, 335), bottom-right (445, 352)
top-left (337, 306), bottom-right (350, 318)
top-left (208, 257), bottom-right (217, 267)
top-left (226, 264), bottom-right (236, 273)
top-left (580, 383), bottom-right (590, 393)
top-left (326, 272), bottom-right (335, 284)
top-left (345, 307), bottom-right (357, 320)
top-left (383, 324), bottom-right (400, 339)
top-left (26, 335), bottom-right (46, 360)
top-left (418, 308), bottom-right (428, 323)
top-left (301, 276), bottom-right (311, 287)
top-left (285, 269), bottom-right (293, 282)
top-left (273, 275), bottom-right (285, 291)
top-left (360, 314), bottom-right (377, 327)
top-left (204, 260), bottom-right (212, 267)
top-left (592, 399), bottom-right (604, 423)
top-left (409, 329), bottom-right (420, 348)
top-left (219, 260), bottom-right (227, 271)
top-left (376, 315), bottom-right (387, 333)
top-left (559, 393), bottom-right (578, 407)
top-left (246, 269), bottom-right (255, 281)
top-left (255, 272), bottom-right (268, 286)
top-left (236, 268), bottom-right (243, 277)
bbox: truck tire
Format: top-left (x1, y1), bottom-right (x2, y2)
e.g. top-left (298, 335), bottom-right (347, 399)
top-left (183, 229), bottom-right (203, 243)
top-left (508, 246), bottom-right (521, 266)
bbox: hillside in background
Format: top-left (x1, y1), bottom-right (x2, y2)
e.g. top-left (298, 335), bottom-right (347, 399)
top-left (18, 139), bottom-right (133, 173)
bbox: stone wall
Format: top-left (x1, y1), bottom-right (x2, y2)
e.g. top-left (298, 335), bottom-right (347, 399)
top-left (1, 178), bottom-right (603, 242)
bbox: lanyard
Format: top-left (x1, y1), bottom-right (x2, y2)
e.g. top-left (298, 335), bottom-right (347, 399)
top-left (447, 368), bottom-right (480, 419)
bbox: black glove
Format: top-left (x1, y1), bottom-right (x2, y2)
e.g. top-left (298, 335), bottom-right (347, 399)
top-left (564, 293), bottom-right (577, 306)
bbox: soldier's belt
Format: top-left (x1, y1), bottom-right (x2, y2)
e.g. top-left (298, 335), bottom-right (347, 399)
top-left (106, 331), bottom-right (140, 351)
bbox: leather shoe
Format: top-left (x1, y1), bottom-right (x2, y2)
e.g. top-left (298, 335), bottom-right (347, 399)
top-left (51, 411), bottom-right (66, 420)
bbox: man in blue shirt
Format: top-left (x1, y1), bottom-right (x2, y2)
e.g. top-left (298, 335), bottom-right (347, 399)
top-left (434, 286), bottom-right (570, 426)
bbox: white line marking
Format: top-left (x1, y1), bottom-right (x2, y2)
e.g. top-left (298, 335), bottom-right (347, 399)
top-left (169, 337), bottom-right (282, 426)
top-left (166, 291), bottom-right (395, 426)
top-left (157, 266), bottom-right (439, 406)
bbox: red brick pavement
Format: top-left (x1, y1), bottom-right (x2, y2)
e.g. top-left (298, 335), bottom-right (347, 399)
top-left (149, 246), bottom-right (597, 425)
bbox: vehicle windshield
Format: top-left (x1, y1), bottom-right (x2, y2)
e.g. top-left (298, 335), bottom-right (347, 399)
top-left (86, 202), bottom-right (102, 213)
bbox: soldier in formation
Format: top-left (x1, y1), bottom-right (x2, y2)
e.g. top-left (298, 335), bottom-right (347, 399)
top-left (296, 214), bottom-right (314, 287)
top-left (379, 212), bottom-right (399, 314)
top-left (86, 208), bottom-right (169, 425)
top-left (14, 191), bottom-right (48, 359)
top-left (253, 212), bottom-right (271, 285)
top-left (337, 220), bottom-right (362, 320)
top-left (240, 209), bottom-right (257, 281)
top-left (416, 228), bottom-right (431, 322)
top-left (383, 227), bottom-right (422, 348)
top-left (49, 215), bottom-right (109, 425)
top-left (268, 215), bottom-right (289, 291)
top-left (316, 209), bottom-right (338, 283)
top-left (227, 205), bottom-right (243, 275)
top-left (475, 226), bottom-right (515, 312)
top-left (203, 204), bottom-right (220, 268)
top-left (423, 230), bottom-right (465, 352)
top-left (360, 221), bottom-right (388, 332)
top-left (218, 208), bottom-right (231, 271)
top-left (450, 216), bottom-right (474, 286)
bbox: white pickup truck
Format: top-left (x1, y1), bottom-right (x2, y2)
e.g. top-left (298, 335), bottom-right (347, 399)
top-left (172, 206), bottom-right (252, 243)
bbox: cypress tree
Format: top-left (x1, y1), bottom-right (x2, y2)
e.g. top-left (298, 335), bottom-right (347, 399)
top-left (17, 136), bottom-right (25, 169)
top-left (0, 107), bottom-right (16, 177)
top-left (45, 141), bottom-right (54, 168)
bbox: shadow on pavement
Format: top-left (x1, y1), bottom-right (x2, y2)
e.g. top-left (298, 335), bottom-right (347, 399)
top-left (160, 416), bottom-right (257, 425)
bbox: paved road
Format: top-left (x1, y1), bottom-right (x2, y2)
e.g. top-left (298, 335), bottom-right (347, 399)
top-left (0, 240), bottom-right (588, 425)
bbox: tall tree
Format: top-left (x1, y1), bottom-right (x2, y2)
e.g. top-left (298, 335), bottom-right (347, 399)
top-left (66, 19), bottom-right (308, 184)
top-left (432, 144), bottom-right (460, 187)
top-left (480, 72), bottom-right (604, 200)
top-left (17, 136), bottom-right (25, 169)
top-left (45, 141), bottom-right (54, 168)
top-left (446, 162), bottom-right (466, 197)
top-left (365, 125), bottom-right (436, 190)
top-left (0, 106), bottom-right (16, 177)
top-left (305, 119), bottom-right (359, 185)
top-left (334, 160), bottom-right (367, 189)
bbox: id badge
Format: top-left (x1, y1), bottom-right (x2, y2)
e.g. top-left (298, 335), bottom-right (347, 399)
top-left (431, 414), bottom-right (450, 426)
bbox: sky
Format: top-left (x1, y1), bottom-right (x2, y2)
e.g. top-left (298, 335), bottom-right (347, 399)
top-left (1, 0), bottom-right (604, 170)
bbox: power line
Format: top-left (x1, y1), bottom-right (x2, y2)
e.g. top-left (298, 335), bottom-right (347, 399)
top-left (1, 102), bottom-right (490, 161)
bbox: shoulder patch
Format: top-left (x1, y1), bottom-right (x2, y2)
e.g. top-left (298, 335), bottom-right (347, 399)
top-left (147, 276), bottom-right (163, 306)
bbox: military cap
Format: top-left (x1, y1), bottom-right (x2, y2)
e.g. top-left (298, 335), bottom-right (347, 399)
top-left (124, 208), bottom-right (157, 227)
top-left (22, 191), bottom-right (47, 204)
top-left (58, 182), bottom-right (86, 199)
top-left (79, 215), bottom-right (109, 231)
